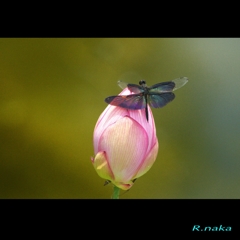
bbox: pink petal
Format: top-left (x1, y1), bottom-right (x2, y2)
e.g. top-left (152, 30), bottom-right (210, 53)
top-left (133, 141), bottom-right (159, 179)
top-left (93, 105), bottom-right (129, 155)
top-left (99, 116), bottom-right (148, 183)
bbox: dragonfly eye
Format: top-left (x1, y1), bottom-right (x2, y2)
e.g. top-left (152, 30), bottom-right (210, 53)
top-left (139, 80), bottom-right (146, 85)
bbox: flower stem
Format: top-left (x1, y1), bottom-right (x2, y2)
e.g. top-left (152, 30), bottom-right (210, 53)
top-left (112, 185), bottom-right (120, 199)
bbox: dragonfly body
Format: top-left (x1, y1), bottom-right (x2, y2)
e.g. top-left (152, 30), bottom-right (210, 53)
top-left (105, 77), bottom-right (188, 121)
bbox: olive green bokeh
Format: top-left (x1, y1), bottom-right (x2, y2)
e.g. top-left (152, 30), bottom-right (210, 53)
top-left (0, 38), bottom-right (240, 198)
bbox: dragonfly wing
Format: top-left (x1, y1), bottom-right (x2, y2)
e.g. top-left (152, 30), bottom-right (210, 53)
top-left (149, 77), bottom-right (188, 93)
top-left (127, 84), bottom-right (142, 93)
top-left (105, 94), bottom-right (146, 109)
top-left (149, 82), bottom-right (175, 93)
top-left (148, 93), bottom-right (175, 108)
top-left (118, 81), bottom-right (142, 93)
top-left (118, 81), bottom-right (128, 89)
top-left (172, 77), bottom-right (188, 91)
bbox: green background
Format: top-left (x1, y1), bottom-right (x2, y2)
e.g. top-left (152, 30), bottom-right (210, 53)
top-left (0, 38), bottom-right (239, 198)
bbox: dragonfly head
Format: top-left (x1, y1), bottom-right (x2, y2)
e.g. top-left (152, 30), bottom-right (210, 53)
top-left (139, 80), bottom-right (147, 87)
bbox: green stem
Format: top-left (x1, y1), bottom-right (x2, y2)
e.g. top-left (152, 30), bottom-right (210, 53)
top-left (112, 185), bottom-right (120, 199)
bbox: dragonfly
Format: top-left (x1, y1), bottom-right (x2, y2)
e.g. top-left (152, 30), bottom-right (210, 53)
top-left (105, 77), bottom-right (188, 121)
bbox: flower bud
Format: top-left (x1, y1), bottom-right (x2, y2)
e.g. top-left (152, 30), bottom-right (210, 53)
top-left (91, 88), bottom-right (159, 190)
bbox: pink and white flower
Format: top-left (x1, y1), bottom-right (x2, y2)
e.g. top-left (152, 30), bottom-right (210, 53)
top-left (91, 88), bottom-right (159, 190)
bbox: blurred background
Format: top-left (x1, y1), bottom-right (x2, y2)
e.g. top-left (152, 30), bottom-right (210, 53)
top-left (0, 38), bottom-right (239, 198)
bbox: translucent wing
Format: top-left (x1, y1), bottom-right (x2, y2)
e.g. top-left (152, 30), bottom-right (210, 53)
top-left (118, 81), bottom-right (142, 94)
top-left (149, 77), bottom-right (188, 93)
top-left (172, 77), bottom-right (188, 91)
top-left (148, 93), bottom-right (175, 108)
top-left (105, 94), bottom-right (146, 109)
top-left (118, 80), bottom-right (128, 89)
